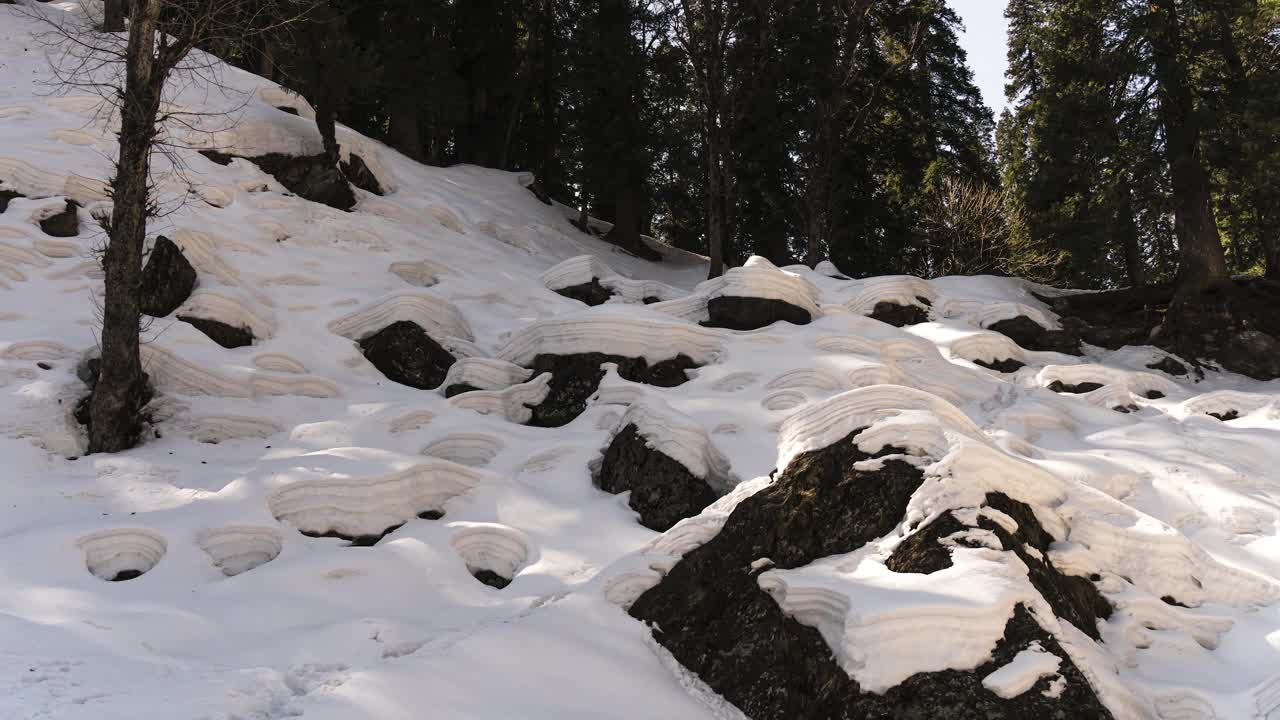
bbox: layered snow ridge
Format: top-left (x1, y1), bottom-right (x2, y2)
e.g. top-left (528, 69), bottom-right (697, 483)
top-left (2, 5), bottom-right (1280, 720)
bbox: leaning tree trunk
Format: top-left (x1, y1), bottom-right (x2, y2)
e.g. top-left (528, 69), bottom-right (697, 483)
top-left (1151, 0), bottom-right (1228, 301)
top-left (89, 0), bottom-right (163, 453)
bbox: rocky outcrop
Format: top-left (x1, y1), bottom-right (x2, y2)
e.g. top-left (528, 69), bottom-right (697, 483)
top-left (628, 431), bottom-right (1114, 719)
top-left (1146, 356), bottom-right (1188, 376)
top-left (359, 320), bottom-right (457, 390)
top-left (869, 300), bottom-right (929, 327)
top-left (704, 296), bottom-right (812, 331)
top-left (178, 316), bottom-right (254, 349)
top-left (340, 153), bottom-right (383, 196)
top-left (39, 199), bottom-right (79, 237)
top-left (986, 315), bottom-right (1084, 356)
top-left (1047, 380), bottom-right (1104, 394)
top-left (139, 236), bottom-right (197, 317)
top-left (973, 357), bottom-right (1026, 373)
top-left (525, 352), bottom-right (697, 427)
top-left (200, 150), bottom-right (356, 211)
top-left (595, 424), bottom-right (717, 531)
top-left (555, 278), bottom-right (613, 306)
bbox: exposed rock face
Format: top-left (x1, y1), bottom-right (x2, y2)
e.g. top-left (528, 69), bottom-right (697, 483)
top-left (704, 295), bottom-right (812, 331)
top-left (1147, 356), bottom-right (1188, 376)
top-left (200, 150), bottom-right (356, 210)
top-left (0, 186), bottom-right (24, 212)
top-left (300, 523), bottom-right (403, 547)
top-left (178, 316), bottom-right (253, 349)
top-left (139, 235), bottom-right (197, 317)
top-left (869, 301), bottom-right (929, 327)
top-left (340, 153), bottom-right (383, 195)
top-left (39, 199), bottom-right (79, 237)
top-left (471, 569), bottom-right (511, 589)
top-left (358, 320), bottom-right (457, 390)
top-left (525, 352), bottom-right (697, 428)
top-left (1047, 380), bottom-right (1105, 394)
top-left (629, 431), bottom-right (1114, 719)
top-left (595, 424), bottom-right (717, 531)
top-left (554, 278), bottom-right (613, 306)
top-left (973, 357), bottom-right (1026, 373)
top-left (987, 316), bottom-right (1084, 356)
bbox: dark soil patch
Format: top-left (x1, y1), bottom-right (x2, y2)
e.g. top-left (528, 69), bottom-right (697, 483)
top-left (554, 277), bottom-right (614, 306)
top-left (869, 301), bottom-right (929, 327)
top-left (704, 295), bottom-right (812, 331)
top-left (274, 105), bottom-right (300, 115)
top-left (178, 315), bottom-right (253, 349)
top-left (642, 296), bottom-right (661, 305)
top-left (596, 424), bottom-right (717, 531)
top-left (630, 431), bottom-right (1113, 719)
top-left (417, 509), bottom-right (445, 520)
top-left (525, 352), bottom-right (698, 428)
top-left (110, 569), bottom-right (144, 582)
top-left (39, 199), bottom-right (79, 237)
top-left (1047, 380), bottom-right (1105, 394)
top-left (139, 235), bottom-right (197, 317)
top-left (1144, 390), bottom-right (1165, 400)
top-left (973, 357), bottom-right (1026, 373)
top-left (471, 569), bottom-right (511, 589)
top-left (359, 320), bottom-right (457, 390)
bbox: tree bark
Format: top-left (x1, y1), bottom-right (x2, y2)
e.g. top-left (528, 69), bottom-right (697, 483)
top-left (1151, 0), bottom-right (1228, 299)
top-left (706, 111), bottom-right (726, 278)
top-left (388, 97), bottom-right (424, 162)
top-left (103, 0), bottom-right (125, 32)
top-left (89, 0), bottom-right (163, 453)
top-left (316, 99), bottom-right (340, 167)
top-left (1117, 181), bottom-right (1145, 286)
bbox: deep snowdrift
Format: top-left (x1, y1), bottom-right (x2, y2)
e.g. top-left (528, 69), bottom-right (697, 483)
top-left (2, 4), bottom-right (1280, 719)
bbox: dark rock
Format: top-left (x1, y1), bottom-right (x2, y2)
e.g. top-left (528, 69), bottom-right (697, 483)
top-left (973, 357), bottom-right (1025, 373)
top-left (358, 320), bottom-right (457, 390)
top-left (525, 352), bottom-right (698, 427)
top-left (198, 150), bottom-right (355, 210)
top-left (884, 511), bottom-right (969, 574)
top-left (139, 235), bottom-right (197, 317)
top-left (554, 277), bottom-right (613, 306)
top-left (630, 432), bottom-right (1112, 719)
top-left (443, 383), bottom-right (480, 398)
top-left (868, 301), bottom-right (929, 327)
top-left (642, 296), bottom-right (661, 305)
top-left (1047, 380), bottom-right (1105, 394)
top-left (340, 153), bottom-right (383, 195)
top-left (704, 295), bottom-right (811, 331)
top-left (178, 315), bottom-right (253, 348)
top-left (916, 295), bottom-right (933, 307)
top-left (274, 105), bottom-right (300, 116)
top-left (472, 569), bottom-right (511, 589)
top-left (417, 509), bottom-right (445, 520)
top-left (596, 424), bottom-right (717, 531)
top-left (111, 569), bottom-right (144, 582)
top-left (987, 316), bottom-right (1084, 356)
top-left (39, 199), bottom-right (79, 237)
top-left (1147, 356), bottom-right (1188, 376)
top-left (36, 361), bottom-right (51, 370)
top-left (301, 523), bottom-right (404, 547)
top-left (0, 186), bottom-right (24, 212)
top-left (198, 149), bottom-right (233, 166)
top-left (1113, 404), bottom-right (1140, 413)
top-left (1208, 410), bottom-right (1239, 422)
top-left (1144, 390), bottom-right (1165, 400)
top-left (1161, 595), bottom-right (1190, 608)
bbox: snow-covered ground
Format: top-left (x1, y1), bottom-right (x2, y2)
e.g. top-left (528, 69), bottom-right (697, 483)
top-left (1, 4), bottom-right (1279, 719)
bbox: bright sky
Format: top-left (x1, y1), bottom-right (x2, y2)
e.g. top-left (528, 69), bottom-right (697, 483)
top-left (950, 0), bottom-right (1011, 115)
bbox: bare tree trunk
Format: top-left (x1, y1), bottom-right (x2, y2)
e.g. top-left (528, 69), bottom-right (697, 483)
top-left (316, 99), bottom-right (339, 166)
top-left (1151, 0), bottom-right (1227, 300)
top-left (389, 97), bottom-right (423, 162)
top-left (1117, 182), bottom-right (1145, 286)
top-left (89, 0), bottom-right (163, 454)
top-left (103, 0), bottom-right (125, 32)
top-left (706, 110), bottom-right (726, 278)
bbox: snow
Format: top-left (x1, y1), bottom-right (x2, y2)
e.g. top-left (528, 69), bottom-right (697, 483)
top-left (981, 641), bottom-right (1062, 699)
top-left (1, 4), bottom-right (1280, 719)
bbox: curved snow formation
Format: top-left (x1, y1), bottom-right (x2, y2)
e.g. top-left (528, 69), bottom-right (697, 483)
top-left (541, 255), bottom-right (685, 303)
top-left (421, 432), bottom-right (505, 468)
top-left (197, 525), bottom-right (283, 576)
top-left (843, 275), bottom-right (937, 316)
top-left (710, 256), bottom-right (822, 317)
top-left (77, 528), bottom-right (167, 581)
top-left (449, 522), bottom-right (532, 582)
top-left (267, 461), bottom-right (490, 539)
top-left (327, 290), bottom-right (474, 343)
top-left (496, 308), bottom-right (724, 366)
top-left (439, 358), bottom-right (532, 394)
top-left (447, 373), bottom-right (552, 424)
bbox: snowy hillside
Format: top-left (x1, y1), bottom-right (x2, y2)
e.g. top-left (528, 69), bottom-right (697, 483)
top-left (2, 4), bottom-right (1280, 720)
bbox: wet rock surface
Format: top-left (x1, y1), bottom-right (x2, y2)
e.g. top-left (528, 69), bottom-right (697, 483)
top-left (973, 357), bottom-right (1026, 373)
top-left (39, 199), bottom-right (79, 237)
top-left (139, 235), bottom-right (197, 317)
top-left (630, 431), bottom-right (1113, 719)
top-left (554, 277), bottom-right (613, 306)
top-left (595, 424), bottom-right (717, 531)
top-left (525, 352), bottom-right (697, 428)
top-left (178, 315), bottom-right (254, 349)
top-left (869, 301), bottom-right (929, 327)
top-left (704, 295), bottom-right (812, 331)
top-left (358, 320), bottom-right (457, 390)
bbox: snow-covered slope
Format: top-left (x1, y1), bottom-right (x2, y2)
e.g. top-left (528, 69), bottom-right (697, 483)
top-left (2, 4), bottom-right (1280, 719)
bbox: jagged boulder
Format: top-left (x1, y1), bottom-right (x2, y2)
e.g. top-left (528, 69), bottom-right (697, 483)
top-left (554, 278), bottom-right (614, 306)
top-left (525, 352), bottom-right (697, 428)
top-left (595, 424), bottom-right (717, 531)
top-left (178, 316), bottom-right (253, 349)
top-left (629, 430), bottom-right (1114, 719)
top-left (359, 320), bottom-right (457, 390)
top-left (869, 300), bottom-right (929, 327)
top-left (139, 236), bottom-right (197, 317)
top-left (39, 199), bottom-right (79, 237)
top-left (199, 150), bottom-right (355, 210)
top-left (987, 315), bottom-right (1084, 356)
top-left (704, 295), bottom-right (812, 331)
top-left (341, 153), bottom-right (383, 195)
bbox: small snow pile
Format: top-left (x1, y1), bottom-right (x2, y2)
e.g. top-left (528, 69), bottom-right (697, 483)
top-left (1, 4), bottom-right (1279, 720)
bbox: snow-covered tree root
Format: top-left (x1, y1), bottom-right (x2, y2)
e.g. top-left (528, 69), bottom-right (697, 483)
top-left (267, 460), bottom-right (491, 544)
top-left (197, 525), bottom-right (283, 577)
top-left (77, 528), bottom-right (167, 582)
